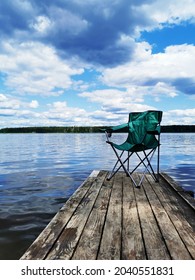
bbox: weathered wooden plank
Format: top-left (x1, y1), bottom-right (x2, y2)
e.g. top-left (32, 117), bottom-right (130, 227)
top-left (46, 171), bottom-right (107, 259)
top-left (134, 174), bottom-right (170, 260)
top-left (150, 175), bottom-right (195, 259)
top-left (20, 171), bottom-right (97, 260)
top-left (143, 175), bottom-right (192, 259)
top-left (121, 175), bottom-right (146, 259)
top-left (159, 174), bottom-right (195, 229)
top-left (72, 172), bottom-right (112, 259)
top-left (161, 173), bottom-right (195, 211)
top-left (98, 172), bottom-right (123, 259)
top-left (20, 170), bottom-right (195, 261)
top-left (89, 170), bottom-right (101, 178)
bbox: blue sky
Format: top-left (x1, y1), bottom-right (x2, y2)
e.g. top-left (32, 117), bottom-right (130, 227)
top-left (0, 0), bottom-right (195, 128)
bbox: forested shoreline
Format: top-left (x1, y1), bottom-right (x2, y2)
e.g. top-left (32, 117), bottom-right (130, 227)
top-left (0, 125), bottom-right (195, 133)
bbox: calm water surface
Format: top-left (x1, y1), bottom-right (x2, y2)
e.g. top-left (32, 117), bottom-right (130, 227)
top-left (0, 133), bottom-right (195, 259)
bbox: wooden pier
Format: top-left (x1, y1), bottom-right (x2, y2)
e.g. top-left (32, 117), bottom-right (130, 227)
top-left (21, 170), bottom-right (195, 260)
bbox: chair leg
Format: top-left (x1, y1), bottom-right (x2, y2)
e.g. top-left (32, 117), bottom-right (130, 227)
top-left (107, 146), bottom-right (139, 187)
top-left (129, 149), bottom-right (158, 186)
top-left (137, 149), bottom-right (157, 186)
top-left (130, 149), bottom-right (154, 175)
top-left (127, 151), bottom-right (130, 171)
top-left (107, 144), bottom-right (160, 188)
top-left (157, 141), bottom-right (160, 182)
top-left (107, 147), bottom-right (130, 179)
top-left (143, 149), bottom-right (158, 181)
top-left (107, 150), bottom-right (125, 180)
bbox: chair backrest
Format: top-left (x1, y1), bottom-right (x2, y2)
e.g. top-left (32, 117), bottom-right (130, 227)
top-left (127, 110), bottom-right (163, 147)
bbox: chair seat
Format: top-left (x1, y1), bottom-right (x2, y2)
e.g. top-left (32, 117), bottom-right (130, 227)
top-left (108, 140), bottom-right (159, 152)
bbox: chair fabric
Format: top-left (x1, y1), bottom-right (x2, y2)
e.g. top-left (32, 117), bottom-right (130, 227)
top-left (104, 110), bottom-right (163, 187)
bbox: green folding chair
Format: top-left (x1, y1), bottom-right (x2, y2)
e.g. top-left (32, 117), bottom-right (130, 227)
top-left (104, 110), bottom-right (163, 187)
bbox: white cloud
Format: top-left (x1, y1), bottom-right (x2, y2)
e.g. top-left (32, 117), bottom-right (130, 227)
top-left (45, 101), bottom-right (87, 124)
top-left (168, 108), bottom-right (195, 117)
top-left (0, 94), bottom-right (21, 109)
top-left (0, 40), bottom-right (84, 96)
top-left (29, 100), bottom-right (39, 108)
top-left (164, 108), bottom-right (195, 125)
top-left (80, 88), bottom-right (144, 104)
top-left (44, 100), bottom-right (132, 126)
top-left (101, 43), bottom-right (195, 96)
top-left (0, 93), bottom-right (39, 110)
top-left (79, 88), bottom-right (155, 114)
top-left (78, 41), bottom-right (195, 123)
top-left (0, 108), bottom-right (40, 118)
top-left (140, 0), bottom-right (195, 29)
top-left (48, 7), bottom-right (89, 36)
top-left (0, 93), bottom-right (7, 102)
top-left (30, 16), bottom-right (52, 34)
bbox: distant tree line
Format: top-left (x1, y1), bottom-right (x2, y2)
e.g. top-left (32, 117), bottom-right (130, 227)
top-left (0, 125), bottom-right (195, 134)
top-left (161, 125), bottom-right (195, 133)
top-left (0, 126), bottom-right (102, 133)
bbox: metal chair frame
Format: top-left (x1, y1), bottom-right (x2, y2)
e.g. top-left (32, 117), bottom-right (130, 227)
top-left (104, 111), bottom-right (162, 188)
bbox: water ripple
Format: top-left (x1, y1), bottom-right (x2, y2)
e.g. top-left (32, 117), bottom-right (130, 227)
top-left (0, 133), bottom-right (194, 259)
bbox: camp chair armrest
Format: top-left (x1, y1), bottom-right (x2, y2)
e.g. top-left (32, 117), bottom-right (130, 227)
top-left (101, 123), bottom-right (129, 140)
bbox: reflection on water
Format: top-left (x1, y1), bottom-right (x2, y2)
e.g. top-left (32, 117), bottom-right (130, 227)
top-left (167, 164), bottom-right (195, 194)
top-left (160, 133), bottom-right (195, 194)
top-left (0, 133), bottom-right (194, 259)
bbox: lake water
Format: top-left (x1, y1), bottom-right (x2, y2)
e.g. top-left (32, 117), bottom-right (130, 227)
top-left (0, 133), bottom-right (195, 259)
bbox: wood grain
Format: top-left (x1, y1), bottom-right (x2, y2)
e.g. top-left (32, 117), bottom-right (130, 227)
top-left (21, 171), bottom-right (195, 260)
top-left (98, 173), bottom-right (123, 259)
